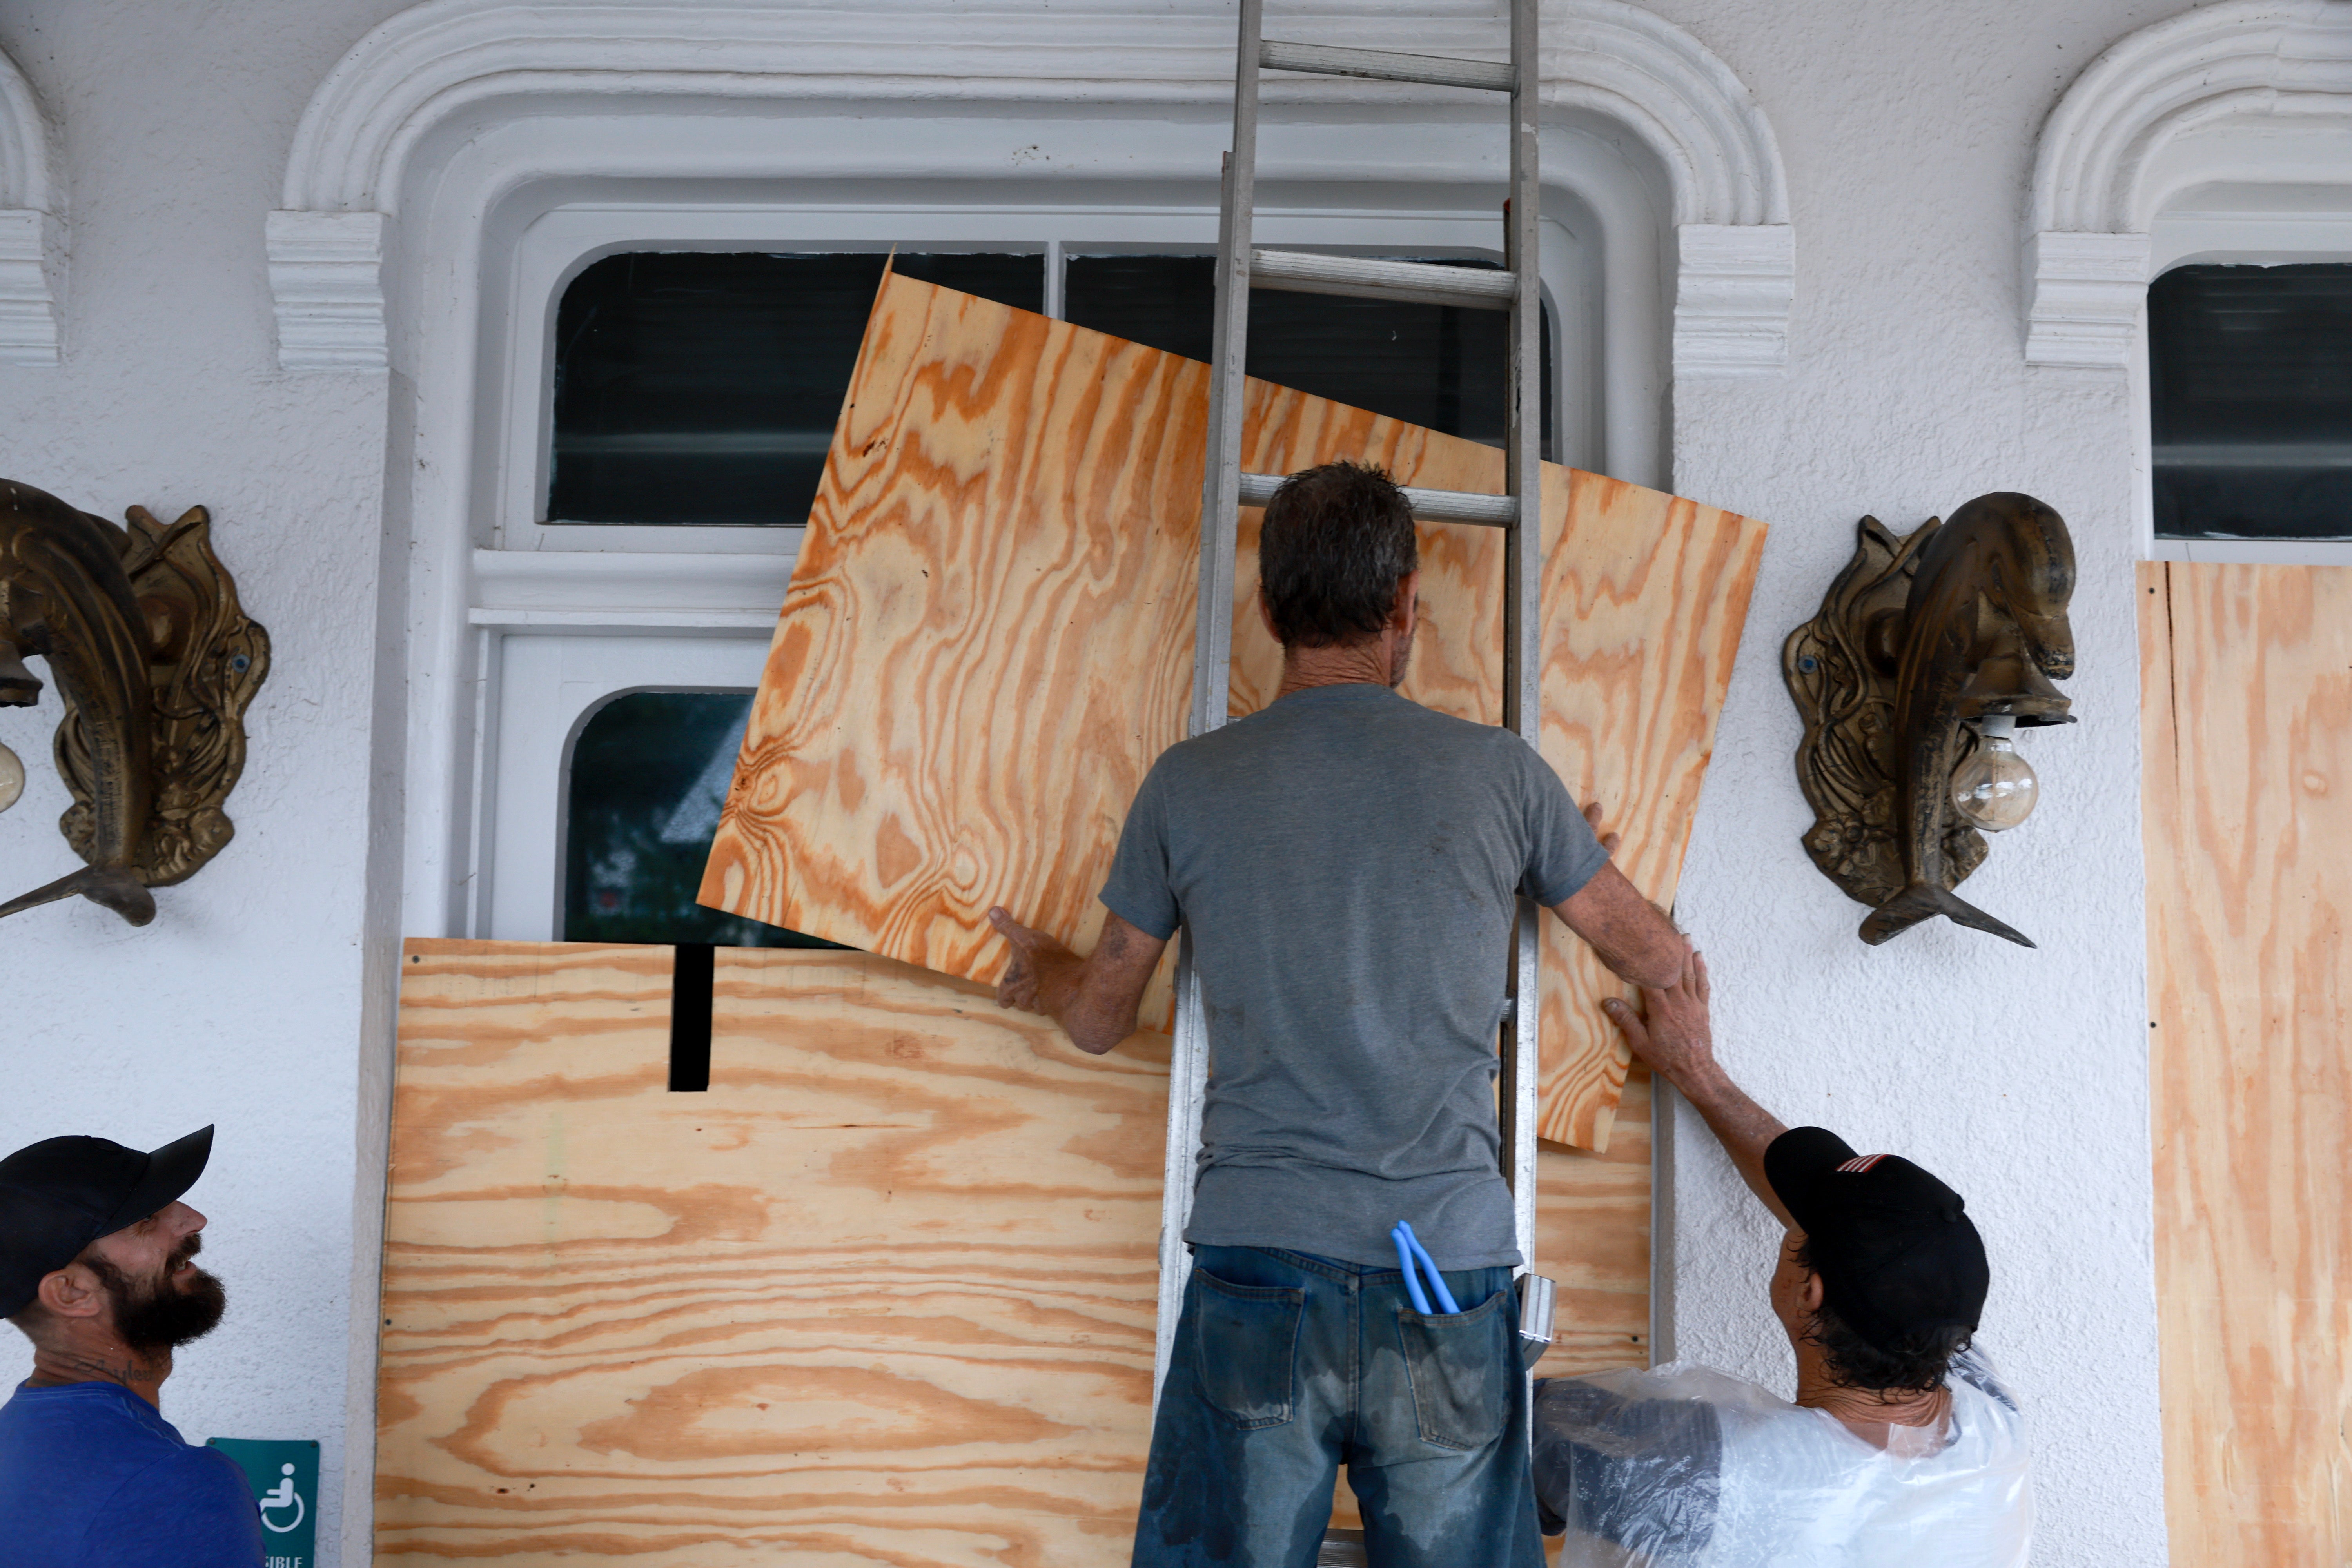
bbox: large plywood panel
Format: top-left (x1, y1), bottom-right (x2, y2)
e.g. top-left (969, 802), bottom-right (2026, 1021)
top-left (700, 272), bottom-right (1762, 1150)
top-left (381, 940), bottom-right (1651, 1564)
top-left (2143, 562), bottom-right (2352, 1565)
top-left (378, 940), bottom-right (1169, 1566)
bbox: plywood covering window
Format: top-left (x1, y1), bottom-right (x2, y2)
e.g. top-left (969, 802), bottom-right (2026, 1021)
top-left (478, 216), bottom-right (1582, 943)
top-left (530, 245), bottom-right (1559, 944)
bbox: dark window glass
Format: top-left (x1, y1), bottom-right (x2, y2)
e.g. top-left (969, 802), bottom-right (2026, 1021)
top-left (2151, 263), bottom-right (2352, 539)
top-left (563, 691), bottom-right (843, 948)
top-left (549, 253), bottom-right (1044, 526)
top-left (1065, 254), bottom-right (1552, 452)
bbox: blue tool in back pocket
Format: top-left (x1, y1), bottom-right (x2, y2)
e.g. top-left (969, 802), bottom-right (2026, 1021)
top-left (1390, 1220), bottom-right (1460, 1314)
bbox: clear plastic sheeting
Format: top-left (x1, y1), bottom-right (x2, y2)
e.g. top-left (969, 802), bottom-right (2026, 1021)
top-left (1532, 1347), bottom-right (2031, 1567)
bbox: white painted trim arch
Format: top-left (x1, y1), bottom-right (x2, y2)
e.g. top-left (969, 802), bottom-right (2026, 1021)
top-left (270, 0), bottom-right (1792, 374)
top-left (0, 46), bottom-right (61, 366)
top-left (2026, 0), bottom-right (2352, 367)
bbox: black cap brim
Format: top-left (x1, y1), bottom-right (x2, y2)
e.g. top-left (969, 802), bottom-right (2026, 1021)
top-left (1764, 1125), bottom-right (1857, 1230)
top-left (96, 1125), bottom-right (212, 1236)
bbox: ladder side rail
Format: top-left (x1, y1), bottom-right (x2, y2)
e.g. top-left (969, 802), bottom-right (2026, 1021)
top-left (1499, 0), bottom-right (1546, 1470)
top-left (1155, 0), bottom-right (1263, 1413)
top-left (1498, 0), bottom-right (1544, 1277)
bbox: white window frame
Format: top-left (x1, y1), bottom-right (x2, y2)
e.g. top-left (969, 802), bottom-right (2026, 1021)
top-left (466, 193), bottom-right (1602, 941)
top-left (2143, 187), bottom-right (2352, 567)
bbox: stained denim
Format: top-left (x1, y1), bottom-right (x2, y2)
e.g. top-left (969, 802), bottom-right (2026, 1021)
top-left (1133, 1245), bottom-right (1546, 1568)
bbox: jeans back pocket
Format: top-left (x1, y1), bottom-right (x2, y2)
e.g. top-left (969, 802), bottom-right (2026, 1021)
top-left (1397, 1287), bottom-right (1512, 1450)
top-left (1190, 1267), bottom-right (1305, 1430)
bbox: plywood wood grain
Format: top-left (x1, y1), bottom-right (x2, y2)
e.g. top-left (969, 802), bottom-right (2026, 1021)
top-left (381, 940), bottom-right (1651, 1564)
top-left (700, 272), bottom-right (1762, 1151)
top-left (1531, 478), bottom-right (1763, 1150)
top-left (378, 939), bottom-right (1169, 1566)
top-left (2143, 561), bottom-right (2352, 1566)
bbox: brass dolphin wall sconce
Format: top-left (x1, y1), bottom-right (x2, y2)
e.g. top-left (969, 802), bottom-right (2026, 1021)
top-left (1784, 492), bottom-right (2075, 948)
top-left (0, 478), bottom-right (269, 926)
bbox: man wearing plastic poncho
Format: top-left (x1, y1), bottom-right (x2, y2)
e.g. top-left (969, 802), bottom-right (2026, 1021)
top-left (1531, 953), bottom-right (2032, 1567)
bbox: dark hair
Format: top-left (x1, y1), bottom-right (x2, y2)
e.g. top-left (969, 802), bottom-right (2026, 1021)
top-left (1257, 461), bottom-right (1418, 648)
top-left (1791, 1236), bottom-right (1971, 1394)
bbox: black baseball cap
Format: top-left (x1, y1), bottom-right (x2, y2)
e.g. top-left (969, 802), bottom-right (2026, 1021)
top-left (1764, 1125), bottom-right (1988, 1354)
top-left (0, 1126), bottom-right (213, 1318)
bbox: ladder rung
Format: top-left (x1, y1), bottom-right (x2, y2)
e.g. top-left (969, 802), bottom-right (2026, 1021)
top-left (1239, 470), bottom-right (1519, 528)
top-left (1249, 249), bottom-right (1517, 312)
top-left (1259, 39), bottom-right (1514, 93)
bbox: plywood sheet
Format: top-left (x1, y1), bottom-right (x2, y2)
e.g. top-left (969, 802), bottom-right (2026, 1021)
top-left (380, 939), bottom-right (1651, 1564)
top-left (2142, 561), bottom-right (2352, 1565)
top-left (700, 272), bottom-right (1762, 1150)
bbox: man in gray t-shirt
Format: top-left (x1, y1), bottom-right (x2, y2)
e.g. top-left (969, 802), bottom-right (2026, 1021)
top-left (991, 461), bottom-right (1687, 1568)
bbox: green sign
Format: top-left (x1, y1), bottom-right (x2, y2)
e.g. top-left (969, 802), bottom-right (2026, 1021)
top-left (206, 1437), bottom-right (319, 1567)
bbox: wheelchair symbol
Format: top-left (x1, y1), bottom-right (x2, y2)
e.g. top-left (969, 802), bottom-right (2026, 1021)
top-left (260, 1462), bottom-right (306, 1534)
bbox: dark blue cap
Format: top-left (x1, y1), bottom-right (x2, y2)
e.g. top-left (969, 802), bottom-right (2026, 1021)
top-left (0, 1126), bottom-right (212, 1317)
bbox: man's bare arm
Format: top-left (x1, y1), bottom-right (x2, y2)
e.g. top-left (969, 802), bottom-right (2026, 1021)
top-left (988, 906), bottom-right (1169, 1055)
top-left (1601, 951), bottom-right (1794, 1228)
top-left (1548, 802), bottom-right (1688, 989)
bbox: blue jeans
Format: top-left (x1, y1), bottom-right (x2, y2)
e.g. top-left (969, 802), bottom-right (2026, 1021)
top-left (1133, 1245), bottom-right (1545, 1568)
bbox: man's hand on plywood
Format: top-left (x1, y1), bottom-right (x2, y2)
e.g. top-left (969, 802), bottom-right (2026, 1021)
top-left (989, 906), bottom-right (1168, 1056)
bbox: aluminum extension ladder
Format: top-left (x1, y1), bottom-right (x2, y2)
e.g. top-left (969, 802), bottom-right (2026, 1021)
top-left (1151, 0), bottom-right (1552, 1491)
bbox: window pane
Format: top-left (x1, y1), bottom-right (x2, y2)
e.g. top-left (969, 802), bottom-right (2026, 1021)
top-left (563, 691), bottom-right (842, 948)
top-left (1065, 254), bottom-right (1551, 452)
top-left (2151, 263), bottom-right (2352, 540)
top-left (550, 252), bottom-right (1045, 526)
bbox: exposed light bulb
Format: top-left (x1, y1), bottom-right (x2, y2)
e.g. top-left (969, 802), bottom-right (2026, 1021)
top-left (1950, 714), bottom-right (2037, 831)
top-left (0, 740), bottom-right (19, 813)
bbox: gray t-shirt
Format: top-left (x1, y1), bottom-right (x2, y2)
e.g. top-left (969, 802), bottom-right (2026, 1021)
top-left (1099, 681), bottom-right (1608, 1269)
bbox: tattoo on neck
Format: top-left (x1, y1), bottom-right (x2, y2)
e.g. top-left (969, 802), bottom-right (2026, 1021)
top-left (32, 1349), bottom-right (165, 1388)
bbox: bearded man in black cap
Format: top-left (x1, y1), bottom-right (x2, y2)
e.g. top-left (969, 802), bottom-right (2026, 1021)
top-left (0, 1125), bottom-right (262, 1566)
top-left (1528, 957), bottom-right (2034, 1567)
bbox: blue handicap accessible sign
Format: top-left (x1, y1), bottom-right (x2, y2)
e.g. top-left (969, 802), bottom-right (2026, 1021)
top-left (206, 1437), bottom-right (319, 1566)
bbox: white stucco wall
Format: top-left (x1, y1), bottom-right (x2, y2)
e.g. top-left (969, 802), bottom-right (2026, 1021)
top-left (0, 0), bottom-right (2202, 1562)
top-left (1655, 4), bottom-right (2179, 1565)
top-left (0, 2), bottom-right (409, 1562)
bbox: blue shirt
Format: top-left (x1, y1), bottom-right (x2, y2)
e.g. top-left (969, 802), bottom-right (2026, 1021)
top-left (0, 1380), bottom-right (262, 1567)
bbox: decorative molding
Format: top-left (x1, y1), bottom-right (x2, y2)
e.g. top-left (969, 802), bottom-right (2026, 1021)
top-left (2023, 230), bottom-right (2152, 370)
top-left (468, 548), bottom-right (793, 633)
top-left (2026, 0), bottom-right (2352, 367)
top-left (1672, 223), bottom-right (1792, 377)
top-left (266, 210), bottom-right (387, 371)
top-left (274, 0), bottom-right (1790, 373)
top-left (0, 210), bottom-right (62, 367)
top-left (0, 50), bottom-right (60, 366)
